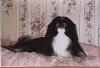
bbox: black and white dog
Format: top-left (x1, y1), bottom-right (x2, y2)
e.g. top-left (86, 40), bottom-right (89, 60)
top-left (2, 16), bottom-right (86, 62)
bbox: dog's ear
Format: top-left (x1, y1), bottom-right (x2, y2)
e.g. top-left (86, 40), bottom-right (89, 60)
top-left (45, 21), bottom-right (58, 38)
top-left (45, 17), bottom-right (64, 38)
top-left (65, 19), bottom-right (78, 41)
top-left (68, 41), bottom-right (87, 59)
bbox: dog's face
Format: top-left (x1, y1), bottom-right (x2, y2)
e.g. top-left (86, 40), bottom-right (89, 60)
top-left (45, 16), bottom-right (78, 41)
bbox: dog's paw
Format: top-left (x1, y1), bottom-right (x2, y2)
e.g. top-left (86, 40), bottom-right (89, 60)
top-left (56, 56), bottom-right (70, 63)
top-left (73, 56), bottom-right (85, 63)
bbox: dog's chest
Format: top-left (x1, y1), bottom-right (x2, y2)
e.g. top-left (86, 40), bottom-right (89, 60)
top-left (52, 29), bottom-right (71, 57)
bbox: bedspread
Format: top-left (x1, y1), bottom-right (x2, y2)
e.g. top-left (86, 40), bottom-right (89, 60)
top-left (1, 43), bottom-right (100, 66)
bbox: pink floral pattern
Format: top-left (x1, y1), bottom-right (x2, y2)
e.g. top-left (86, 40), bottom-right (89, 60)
top-left (63, 0), bottom-right (77, 15)
top-left (51, 0), bottom-right (59, 19)
top-left (85, 0), bottom-right (94, 21)
top-left (1, 0), bottom-right (100, 46)
top-left (2, 0), bottom-right (14, 15)
top-left (30, 4), bottom-right (46, 37)
top-left (84, 0), bottom-right (95, 44)
top-left (19, 0), bottom-right (28, 36)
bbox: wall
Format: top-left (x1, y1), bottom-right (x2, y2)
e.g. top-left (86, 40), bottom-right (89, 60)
top-left (0, 0), bottom-right (1, 66)
top-left (99, 0), bottom-right (100, 46)
top-left (1, 0), bottom-right (100, 46)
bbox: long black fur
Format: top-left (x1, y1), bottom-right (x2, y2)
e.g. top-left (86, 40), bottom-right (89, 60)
top-left (1, 16), bottom-right (86, 58)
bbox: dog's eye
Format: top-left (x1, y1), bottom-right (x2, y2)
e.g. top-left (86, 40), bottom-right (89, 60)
top-left (56, 23), bottom-right (59, 27)
top-left (63, 23), bottom-right (66, 25)
top-left (63, 23), bottom-right (66, 28)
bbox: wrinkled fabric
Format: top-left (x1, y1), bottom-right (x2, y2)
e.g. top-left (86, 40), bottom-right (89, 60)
top-left (1, 43), bottom-right (100, 66)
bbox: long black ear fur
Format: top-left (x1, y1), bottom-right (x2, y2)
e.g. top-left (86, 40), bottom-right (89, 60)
top-left (65, 19), bottom-right (87, 58)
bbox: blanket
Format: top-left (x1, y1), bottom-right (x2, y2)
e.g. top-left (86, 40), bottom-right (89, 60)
top-left (1, 43), bottom-right (100, 66)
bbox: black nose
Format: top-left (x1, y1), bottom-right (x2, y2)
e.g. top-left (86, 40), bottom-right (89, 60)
top-left (57, 23), bottom-right (66, 28)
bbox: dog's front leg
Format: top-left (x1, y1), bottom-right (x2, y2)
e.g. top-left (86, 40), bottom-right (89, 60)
top-left (72, 56), bottom-right (85, 63)
top-left (55, 51), bottom-right (71, 63)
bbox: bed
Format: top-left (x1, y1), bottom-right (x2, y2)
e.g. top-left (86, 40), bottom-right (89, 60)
top-left (1, 39), bottom-right (100, 66)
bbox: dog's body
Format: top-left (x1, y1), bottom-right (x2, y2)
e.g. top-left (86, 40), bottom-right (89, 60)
top-left (2, 16), bottom-right (87, 62)
top-left (2, 36), bottom-right (53, 56)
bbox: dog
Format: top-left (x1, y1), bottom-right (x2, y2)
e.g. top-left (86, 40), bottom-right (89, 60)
top-left (2, 16), bottom-right (87, 63)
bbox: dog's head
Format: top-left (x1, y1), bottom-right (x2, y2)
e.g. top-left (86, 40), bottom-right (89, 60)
top-left (45, 16), bottom-right (78, 41)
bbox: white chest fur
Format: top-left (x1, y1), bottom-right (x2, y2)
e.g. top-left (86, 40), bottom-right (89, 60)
top-left (52, 28), bottom-right (71, 57)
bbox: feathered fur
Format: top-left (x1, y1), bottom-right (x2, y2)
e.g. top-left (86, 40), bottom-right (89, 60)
top-left (1, 16), bottom-right (86, 59)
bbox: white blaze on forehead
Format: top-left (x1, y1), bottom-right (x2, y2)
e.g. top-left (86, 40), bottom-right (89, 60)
top-left (52, 28), bottom-right (71, 57)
